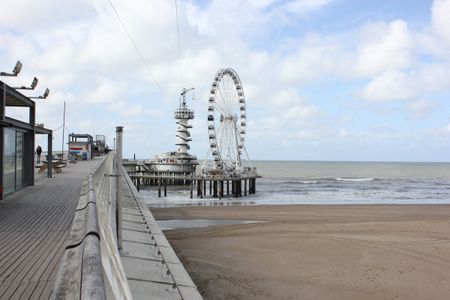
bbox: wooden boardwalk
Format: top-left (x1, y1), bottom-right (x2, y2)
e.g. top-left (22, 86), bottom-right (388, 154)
top-left (0, 159), bottom-right (100, 300)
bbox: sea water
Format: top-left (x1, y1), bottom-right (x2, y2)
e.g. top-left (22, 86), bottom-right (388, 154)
top-left (140, 161), bottom-right (450, 207)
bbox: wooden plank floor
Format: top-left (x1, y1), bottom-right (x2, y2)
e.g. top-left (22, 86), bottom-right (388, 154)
top-left (0, 159), bottom-right (100, 300)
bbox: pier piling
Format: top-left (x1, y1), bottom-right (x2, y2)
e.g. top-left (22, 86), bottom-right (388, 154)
top-left (164, 180), bottom-right (167, 197)
top-left (244, 179), bottom-right (247, 196)
top-left (158, 179), bottom-right (161, 197)
top-left (125, 169), bottom-right (259, 199)
top-left (213, 181), bottom-right (218, 198)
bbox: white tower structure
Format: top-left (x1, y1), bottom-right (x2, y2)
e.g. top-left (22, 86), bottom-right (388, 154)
top-left (174, 88), bottom-right (195, 154)
top-left (147, 88), bottom-right (198, 176)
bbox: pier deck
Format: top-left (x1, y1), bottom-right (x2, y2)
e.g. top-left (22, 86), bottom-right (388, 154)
top-left (0, 159), bottom-right (100, 299)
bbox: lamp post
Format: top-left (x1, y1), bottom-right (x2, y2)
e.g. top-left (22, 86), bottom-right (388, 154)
top-left (115, 126), bottom-right (123, 250)
top-left (61, 101), bottom-right (66, 161)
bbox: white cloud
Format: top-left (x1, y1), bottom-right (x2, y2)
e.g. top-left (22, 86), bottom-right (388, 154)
top-left (279, 0), bottom-right (335, 15)
top-left (280, 35), bottom-right (351, 84)
top-left (0, 0), bottom-right (94, 33)
top-left (359, 70), bottom-right (417, 101)
top-left (279, 19), bottom-right (415, 85)
top-left (431, 0), bottom-right (450, 50)
top-left (355, 20), bottom-right (414, 76)
top-left (338, 128), bottom-right (349, 138)
top-left (407, 99), bottom-right (438, 119)
top-left (285, 104), bottom-right (320, 120)
top-left (359, 64), bottom-right (450, 102)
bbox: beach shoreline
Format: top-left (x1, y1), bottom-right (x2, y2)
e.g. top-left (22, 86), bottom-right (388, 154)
top-left (153, 204), bottom-right (450, 300)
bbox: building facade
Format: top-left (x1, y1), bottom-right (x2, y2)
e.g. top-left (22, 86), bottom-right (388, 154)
top-left (0, 80), bottom-right (52, 200)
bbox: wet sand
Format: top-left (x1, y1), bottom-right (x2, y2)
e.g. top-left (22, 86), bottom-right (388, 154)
top-left (153, 205), bottom-right (450, 300)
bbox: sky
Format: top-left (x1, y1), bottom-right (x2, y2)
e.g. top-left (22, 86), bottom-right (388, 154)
top-left (1, 0), bottom-right (449, 162)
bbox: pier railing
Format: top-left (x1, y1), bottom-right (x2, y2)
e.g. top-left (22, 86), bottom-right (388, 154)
top-left (53, 154), bottom-right (132, 299)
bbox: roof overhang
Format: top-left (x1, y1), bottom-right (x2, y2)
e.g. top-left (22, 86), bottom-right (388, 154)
top-left (1, 81), bottom-right (36, 108)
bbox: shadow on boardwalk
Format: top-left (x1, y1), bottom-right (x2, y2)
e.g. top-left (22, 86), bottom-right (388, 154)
top-left (0, 159), bottom-right (100, 300)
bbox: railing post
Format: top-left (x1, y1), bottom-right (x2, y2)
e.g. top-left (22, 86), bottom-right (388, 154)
top-left (115, 126), bottom-right (123, 251)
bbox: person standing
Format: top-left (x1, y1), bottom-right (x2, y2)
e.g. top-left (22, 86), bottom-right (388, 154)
top-left (36, 145), bottom-right (42, 164)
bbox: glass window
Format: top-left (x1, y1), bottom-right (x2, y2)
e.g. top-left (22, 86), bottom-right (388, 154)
top-left (3, 128), bottom-right (16, 194)
top-left (16, 131), bottom-right (24, 189)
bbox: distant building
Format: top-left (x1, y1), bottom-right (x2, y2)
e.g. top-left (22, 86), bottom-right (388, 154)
top-left (68, 133), bottom-right (94, 160)
top-left (93, 135), bottom-right (106, 156)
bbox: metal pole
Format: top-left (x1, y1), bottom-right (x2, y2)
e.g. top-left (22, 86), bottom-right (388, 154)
top-left (61, 101), bottom-right (65, 159)
top-left (115, 126), bottom-right (123, 251)
top-left (47, 133), bottom-right (52, 178)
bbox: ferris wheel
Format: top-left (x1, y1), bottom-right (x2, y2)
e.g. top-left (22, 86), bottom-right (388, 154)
top-left (206, 68), bottom-right (248, 173)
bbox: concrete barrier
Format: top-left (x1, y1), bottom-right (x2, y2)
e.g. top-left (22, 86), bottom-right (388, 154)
top-left (53, 154), bottom-right (132, 299)
top-left (53, 166), bottom-right (106, 299)
top-left (54, 153), bottom-right (201, 299)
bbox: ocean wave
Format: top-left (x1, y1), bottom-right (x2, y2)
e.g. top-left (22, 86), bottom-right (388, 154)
top-left (335, 177), bottom-right (376, 182)
top-left (300, 180), bottom-right (319, 184)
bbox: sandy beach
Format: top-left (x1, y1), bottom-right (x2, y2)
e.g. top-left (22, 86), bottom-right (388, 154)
top-left (153, 204), bottom-right (450, 300)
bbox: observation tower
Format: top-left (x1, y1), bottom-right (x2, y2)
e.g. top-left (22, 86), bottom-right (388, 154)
top-left (175, 88), bottom-right (195, 154)
top-left (146, 88), bottom-right (198, 179)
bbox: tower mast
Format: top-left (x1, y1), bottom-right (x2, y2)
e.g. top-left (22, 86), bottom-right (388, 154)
top-left (174, 88), bottom-right (195, 154)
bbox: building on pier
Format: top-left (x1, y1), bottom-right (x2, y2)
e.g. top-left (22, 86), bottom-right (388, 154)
top-left (68, 133), bottom-right (94, 160)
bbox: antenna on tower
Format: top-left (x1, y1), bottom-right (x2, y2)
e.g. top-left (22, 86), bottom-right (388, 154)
top-left (180, 87), bottom-right (195, 106)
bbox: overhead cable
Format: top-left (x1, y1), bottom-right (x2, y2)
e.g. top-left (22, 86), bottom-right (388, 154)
top-left (174, 0), bottom-right (184, 90)
top-left (106, 0), bottom-right (164, 93)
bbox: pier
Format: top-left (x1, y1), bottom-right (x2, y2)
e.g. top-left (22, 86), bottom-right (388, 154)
top-left (126, 168), bottom-right (259, 199)
top-left (0, 159), bottom-right (99, 299)
top-left (0, 153), bottom-right (202, 299)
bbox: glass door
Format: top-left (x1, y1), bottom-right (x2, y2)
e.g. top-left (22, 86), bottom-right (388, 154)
top-left (3, 128), bottom-right (25, 195)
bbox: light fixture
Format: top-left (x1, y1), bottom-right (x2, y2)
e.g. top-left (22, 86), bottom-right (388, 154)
top-left (31, 77), bottom-right (38, 89)
top-left (13, 77), bottom-right (39, 90)
top-left (30, 88), bottom-right (50, 99)
top-left (0, 60), bottom-right (22, 77)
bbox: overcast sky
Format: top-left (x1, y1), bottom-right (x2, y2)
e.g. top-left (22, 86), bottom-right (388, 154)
top-left (1, 0), bottom-right (449, 162)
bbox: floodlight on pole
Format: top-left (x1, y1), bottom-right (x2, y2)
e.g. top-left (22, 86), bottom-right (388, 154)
top-left (30, 88), bottom-right (50, 99)
top-left (12, 77), bottom-right (39, 90)
top-left (31, 77), bottom-right (38, 88)
top-left (0, 60), bottom-right (22, 76)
